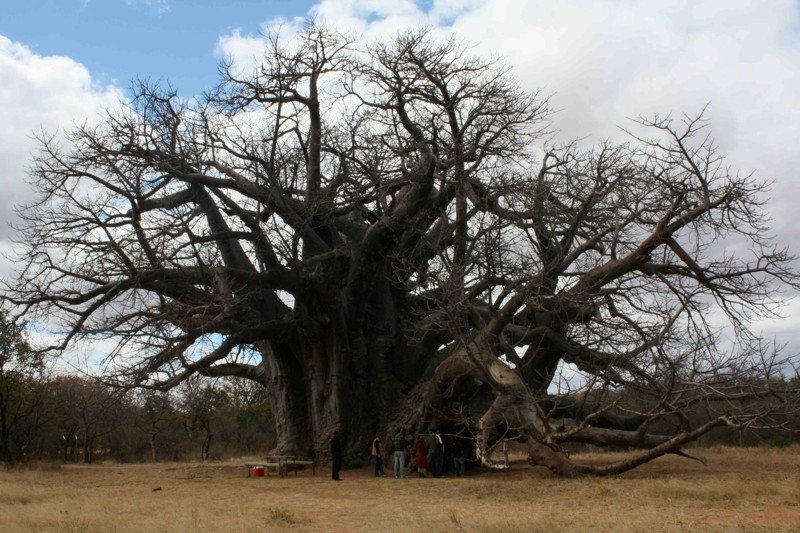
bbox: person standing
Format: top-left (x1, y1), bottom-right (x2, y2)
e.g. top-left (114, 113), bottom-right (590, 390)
top-left (415, 435), bottom-right (428, 478)
top-left (331, 429), bottom-right (343, 481)
top-left (452, 437), bottom-right (466, 476)
top-left (392, 430), bottom-right (407, 478)
top-left (426, 428), bottom-right (444, 478)
top-left (371, 433), bottom-right (385, 477)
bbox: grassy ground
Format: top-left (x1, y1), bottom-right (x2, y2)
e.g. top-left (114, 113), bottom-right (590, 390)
top-left (0, 446), bottom-right (798, 532)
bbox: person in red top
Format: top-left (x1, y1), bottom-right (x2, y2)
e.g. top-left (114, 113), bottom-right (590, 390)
top-left (415, 436), bottom-right (428, 478)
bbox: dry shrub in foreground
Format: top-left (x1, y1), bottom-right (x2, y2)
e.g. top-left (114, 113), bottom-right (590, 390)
top-left (0, 446), bottom-right (797, 532)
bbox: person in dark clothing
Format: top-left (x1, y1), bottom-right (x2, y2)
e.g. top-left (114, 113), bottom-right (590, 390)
top-left (426, 428), bottom-right (444, 478)
top-left (371, 433), bottom-right (385, 477)
top-left (452, 437), bottom-right (467, 476)
top-left (331, 430), bottom-right (343, 481)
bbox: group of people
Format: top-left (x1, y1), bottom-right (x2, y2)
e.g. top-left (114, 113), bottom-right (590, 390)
top-left (330, 428), bottom-right (469, 481)
top-left (372, 430), bottom-right (468, 479)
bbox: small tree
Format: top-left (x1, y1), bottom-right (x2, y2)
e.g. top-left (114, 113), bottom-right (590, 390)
top-left (223, 377), bottom-right (276, 454)
top-left (0, 309), bottom-right (43, 464)
top-left (44, 376), bottom-right (122, 463)
top-left (179, 377), bottom-right (228, 461)
top-left (134, 389), bottom-right (175, 462)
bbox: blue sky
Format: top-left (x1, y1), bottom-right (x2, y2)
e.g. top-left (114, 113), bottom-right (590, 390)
top-left (2, 0), bottom-right (800, 365)
top-left (1, 0), bottom-right (317, 95)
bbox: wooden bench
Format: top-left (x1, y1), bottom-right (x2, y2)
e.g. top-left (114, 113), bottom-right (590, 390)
top-left (288, 458), bottom-right (315, 476)
top-left (246, 456), bottom-right (315, 477)
top-left (246, 462), bottom-right (283, 477)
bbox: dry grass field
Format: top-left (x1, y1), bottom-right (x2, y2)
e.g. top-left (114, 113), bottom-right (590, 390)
top-left (0, 446), bottom-right (798, 532)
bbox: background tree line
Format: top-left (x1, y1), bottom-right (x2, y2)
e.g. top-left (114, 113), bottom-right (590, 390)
top-left (1, 310), bottom-right (276, 465)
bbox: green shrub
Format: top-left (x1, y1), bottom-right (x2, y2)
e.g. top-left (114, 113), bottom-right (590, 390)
top-left (765, 436), bottom-right (792, 448)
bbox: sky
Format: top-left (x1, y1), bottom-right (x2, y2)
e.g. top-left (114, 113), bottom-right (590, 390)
top-left (2, 0), bottom-right (800, 364)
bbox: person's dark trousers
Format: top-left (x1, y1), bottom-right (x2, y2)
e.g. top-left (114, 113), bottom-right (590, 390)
top-left (431, 452), bottom-right (443, 477)
top-left (374, 455), bottom-right (384, 476)
top-left (332, 456), bottom-right (342, 480)
top-left (454, 456), bottom-right (466, 475)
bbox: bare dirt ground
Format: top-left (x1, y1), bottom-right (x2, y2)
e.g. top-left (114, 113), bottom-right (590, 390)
top-left (0, 446), bottom-right (798, 532)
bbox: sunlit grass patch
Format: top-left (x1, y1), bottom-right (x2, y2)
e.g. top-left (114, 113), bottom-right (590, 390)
top-left (651, 480), bottom-right (744, 503)
top-left (57, 511), bottom-right (92, 533)
top-left (0, 492), bottom-right (35, 505)
top-left (0, 473), bottom-right (51, 506)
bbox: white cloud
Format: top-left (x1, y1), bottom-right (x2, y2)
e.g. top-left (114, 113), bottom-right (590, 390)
top-left (218, 0), bottom-right (800, 143)
top-left (0, 36), bottom-right (123, 244)
top-left (217, 0), bottom-right (800, 236)
top-left (216, 0), bottom-right (800, 354)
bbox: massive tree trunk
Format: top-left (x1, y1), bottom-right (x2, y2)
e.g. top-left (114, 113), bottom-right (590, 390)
top-left (258, 342), bottom-right (309, 455)
top-left (260, 283), bottom-right (409, 462)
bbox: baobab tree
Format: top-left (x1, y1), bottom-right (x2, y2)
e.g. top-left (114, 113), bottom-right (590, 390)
top-left (4, 25), bottom-right (798, 475)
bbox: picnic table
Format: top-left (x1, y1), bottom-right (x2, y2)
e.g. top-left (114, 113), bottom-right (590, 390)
top-left (246, 455), bottom-right (315, 477)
